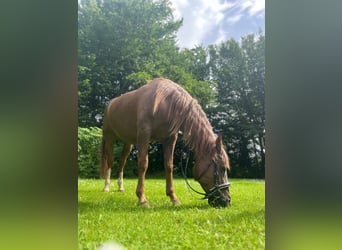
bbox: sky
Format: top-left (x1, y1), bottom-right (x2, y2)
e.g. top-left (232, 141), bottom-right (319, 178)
top-left (169, 0), bottom-right (265, 48)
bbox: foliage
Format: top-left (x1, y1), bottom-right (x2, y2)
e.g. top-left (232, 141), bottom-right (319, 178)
top-left (78, 0), bottom-right (211, 126)
top-left (78, 127), bottom-right (103, 178)
top-left (208, 33), bottom-right (265, 178)
top-left (78, 178), bottom-right (265, 249)
top-left (78, 127), bottom-right (141, 178)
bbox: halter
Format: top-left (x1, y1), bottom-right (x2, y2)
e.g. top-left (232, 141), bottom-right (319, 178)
top-left (196, 159), bottom-right (230, 199)
top-left (180, 151), bottom-right (230, 200)
top-left (180, 99), bottom-right (230, 201)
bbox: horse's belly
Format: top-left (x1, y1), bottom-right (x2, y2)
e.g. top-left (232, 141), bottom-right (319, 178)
top-left (109, 115), bottom-right (173, 143)
top-left (150, 122), bottom-right (173, 141)
top-left (107, 116), bottom-right (138, 143)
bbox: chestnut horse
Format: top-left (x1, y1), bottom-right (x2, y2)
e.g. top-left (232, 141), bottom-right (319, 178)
top-left (101, 78), bottom-right (231, 207)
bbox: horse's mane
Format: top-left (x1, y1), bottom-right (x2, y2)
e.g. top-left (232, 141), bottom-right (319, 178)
top-left (153, 79), bottom-right (216, 157)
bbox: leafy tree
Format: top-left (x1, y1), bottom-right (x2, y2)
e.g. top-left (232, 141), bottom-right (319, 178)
top-left (208, 33), bottom-right (265, 178)
top-left (177, 46), bottom-right (217, 107)
top-left (78, 0), bottom-right (183, 126)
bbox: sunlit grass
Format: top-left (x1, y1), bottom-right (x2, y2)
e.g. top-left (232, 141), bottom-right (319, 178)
top-left (78, 178), bottom-right (264, 249)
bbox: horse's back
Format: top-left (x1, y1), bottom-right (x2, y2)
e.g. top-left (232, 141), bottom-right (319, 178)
top-left (103, 78), bottom-right (187, 143)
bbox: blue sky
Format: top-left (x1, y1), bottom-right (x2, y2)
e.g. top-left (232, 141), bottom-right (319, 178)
top-left (170, 0), bottom-right (265, 48)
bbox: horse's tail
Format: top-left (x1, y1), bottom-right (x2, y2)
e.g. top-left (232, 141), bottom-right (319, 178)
top-left (100, 137), bottom-right (107, 179)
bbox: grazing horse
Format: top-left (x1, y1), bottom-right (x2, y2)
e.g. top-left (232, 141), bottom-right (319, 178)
top-left (101, 78), bottom-right (231, 207)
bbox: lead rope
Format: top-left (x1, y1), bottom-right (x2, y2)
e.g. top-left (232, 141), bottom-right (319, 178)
top-left (180, 149), bottom-right (207, 200)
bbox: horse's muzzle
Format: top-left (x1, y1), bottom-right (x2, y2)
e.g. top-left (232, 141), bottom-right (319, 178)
top-left (208, 193), bottom-right (231, 208)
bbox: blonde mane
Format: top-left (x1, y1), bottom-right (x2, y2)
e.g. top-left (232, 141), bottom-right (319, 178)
top-left (153, 79), bottom-right (216, 157)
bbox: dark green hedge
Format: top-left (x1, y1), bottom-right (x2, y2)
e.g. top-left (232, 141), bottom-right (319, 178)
top-left (78, 127), bottom-right (138, 178)
top-left (78, 127), bottom-right (102, 178)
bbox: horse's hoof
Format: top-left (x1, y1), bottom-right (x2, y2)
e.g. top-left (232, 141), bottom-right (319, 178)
top-left (103, 188), bottom-right (110, 192)
top-left (118, 189), bottom-right (124, 192)
top-left (138, 201), bottom-right (150, 208)
top-left (172, 199), bottom-right (180, 205)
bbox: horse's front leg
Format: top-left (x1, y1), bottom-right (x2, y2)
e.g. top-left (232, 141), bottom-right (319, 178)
top-left (136, 136), bottom-right (150, 207)
top-left (163, 134), bottom-right (180, 205)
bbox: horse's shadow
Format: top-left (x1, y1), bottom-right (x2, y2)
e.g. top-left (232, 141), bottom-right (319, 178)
top-left (79, 189), bottom-right (263, 216)
top-left (78, 195), bottom-right (213, 214)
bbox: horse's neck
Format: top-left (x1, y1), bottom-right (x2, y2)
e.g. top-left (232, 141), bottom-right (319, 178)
top-left (181, 113), bottom-right (216, 158)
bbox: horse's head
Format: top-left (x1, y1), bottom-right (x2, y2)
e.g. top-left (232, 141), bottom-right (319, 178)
top-left (193, 133), bottom-right (231, 208)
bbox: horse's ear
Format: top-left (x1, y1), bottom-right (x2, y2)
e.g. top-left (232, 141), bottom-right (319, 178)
top-left (216, 132), bottom-right (223, 154)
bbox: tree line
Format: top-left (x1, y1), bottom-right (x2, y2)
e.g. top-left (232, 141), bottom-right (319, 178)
top-left (78, 0), bottom-right (265, 178)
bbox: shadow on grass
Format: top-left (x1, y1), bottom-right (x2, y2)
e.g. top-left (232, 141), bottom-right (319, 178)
top-left (78, 179), bottom-right (264, 217)
top-left (79, 195), bottom-right (264, 215)
top-left (78, 199), bottom-right (212, 214)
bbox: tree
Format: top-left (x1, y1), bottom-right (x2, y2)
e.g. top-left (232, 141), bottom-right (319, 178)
top-left (208, 33), bottom-right (265, 178)
top-left (177, 46), bottom-right (217, 108)
top-left (78, 0), bottom-right (183, 126)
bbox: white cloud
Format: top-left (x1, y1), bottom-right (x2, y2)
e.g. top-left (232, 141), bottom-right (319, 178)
top-left (170, 0), bottom-right (233, 48)
top-left (227, 14), bottom-right (243, 24)
top-left (195, 16), bottom-right (206, 29)
top-left (170, 0), bottom-right (265, 48)
top-left (240, 0), bottom-right (253, 11)
top-left (214, 28), bottom-right (229, 45)
top-left (249, 0), bottom-right (265, 16)
top-left (237, 0), bottom-right (265, 17)
top-left (200, 0), bottom-right (233, 13)
top-left (215, 12), bottom-right (225, 25)
top-left (170, 0), bottom-right (189, 20)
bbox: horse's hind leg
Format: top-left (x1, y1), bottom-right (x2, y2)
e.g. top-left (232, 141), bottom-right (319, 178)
top-left (117, 143), bottom-right (133, 192)
top-left (136, 131), bottom-right (150, 207)
top-left (101, 137), bottom-right (115, 192)
top-left (163, 134), bottom-right (180, 204)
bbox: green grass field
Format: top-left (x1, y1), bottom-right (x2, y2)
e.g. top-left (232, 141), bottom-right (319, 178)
top-left (78, 178), bottom-right (264, 250)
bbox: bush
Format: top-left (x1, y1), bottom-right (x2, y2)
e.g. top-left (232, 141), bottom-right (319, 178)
top-left (78, 127), bottom-right (130, 178)
top-left (78, 127), bottom-right (102, 178)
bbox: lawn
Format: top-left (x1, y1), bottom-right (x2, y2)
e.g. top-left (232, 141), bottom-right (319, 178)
top-left (78, 178), bottom-right (265, 250)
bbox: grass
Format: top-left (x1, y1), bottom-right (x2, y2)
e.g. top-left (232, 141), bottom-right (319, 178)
top-left (78, 178), bottom-right (265, 250)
